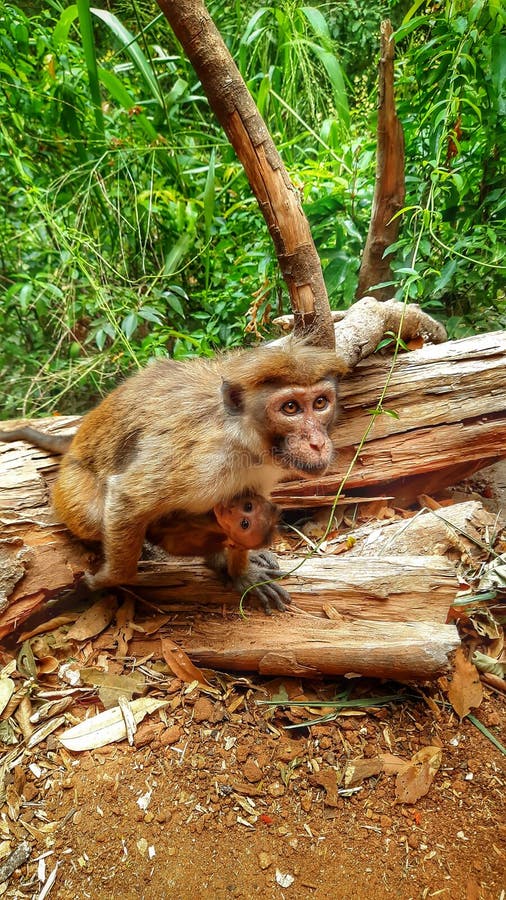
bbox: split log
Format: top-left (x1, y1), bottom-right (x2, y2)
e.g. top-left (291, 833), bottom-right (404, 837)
top-left (97, 618), bottom-right (460, 682)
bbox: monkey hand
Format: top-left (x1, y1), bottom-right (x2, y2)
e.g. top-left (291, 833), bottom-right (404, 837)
top-left (232, 551), bottom-right (291, 615)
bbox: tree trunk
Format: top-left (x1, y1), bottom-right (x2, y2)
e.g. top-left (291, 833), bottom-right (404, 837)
top-left (356, 20), bottom-right (405, 300)
top-left (156, 0), bottom-right (335, 348)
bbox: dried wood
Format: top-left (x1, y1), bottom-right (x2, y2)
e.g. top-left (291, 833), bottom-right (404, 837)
top-left (273, 330), bottom-right (506, 505)
top-left (133, 552), bottom-right (458, 624)
top-left (356, 21), bottom-right (405, 300)
top-left (96, 616), bottom-right (460, 681)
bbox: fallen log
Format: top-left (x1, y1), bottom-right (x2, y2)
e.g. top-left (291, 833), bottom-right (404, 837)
top-left (96, 617), bottom-right (460, 681)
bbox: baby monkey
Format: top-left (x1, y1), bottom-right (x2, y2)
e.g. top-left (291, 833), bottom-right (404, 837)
top-left (150, 491), bottom-right (279, 556)
top-left (147, 491), bottom-right (283, 611)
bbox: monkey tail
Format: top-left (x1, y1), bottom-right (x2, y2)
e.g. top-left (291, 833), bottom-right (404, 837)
top-left (0, 426), bottom-right (73, 454)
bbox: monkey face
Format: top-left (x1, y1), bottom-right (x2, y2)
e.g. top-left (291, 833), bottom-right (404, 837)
top-left (214, 494), bottom-right (278, 550)
top-left (264, 379), bottom-right (338, 476)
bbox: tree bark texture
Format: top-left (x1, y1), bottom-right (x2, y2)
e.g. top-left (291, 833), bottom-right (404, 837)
top-left (156, 0), bottom-right (335, 348)
top-left (97, 618), bottom-right (460, 682)
top-left (356, 21), bottom-right (405, 300)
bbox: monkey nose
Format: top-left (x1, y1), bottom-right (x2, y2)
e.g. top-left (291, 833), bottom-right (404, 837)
top-left (309, 435), bottom-right (326, 452)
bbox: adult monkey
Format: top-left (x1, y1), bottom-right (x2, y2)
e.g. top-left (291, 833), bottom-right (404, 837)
top-left (0, 341), bottom-right (339, 611)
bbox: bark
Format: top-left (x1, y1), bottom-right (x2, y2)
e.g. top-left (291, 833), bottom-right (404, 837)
top-left (356, 21), bottom-right (405, 300)
top-left (156, 0), bottom-right (334, 348)
top-left (96, 618), bottom-right (460, 682)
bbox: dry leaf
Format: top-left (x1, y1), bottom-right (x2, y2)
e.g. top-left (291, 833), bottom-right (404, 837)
top-left (395, 746), bottom-right (442, 804)
top-left (66, 595), bottom-right (117, 641)
top-left (344, 757), bottom-right (383, 787)
top-left (79, 669), bottom-right (146, 709)
top-left (0, 677), bottom-right (15, 716)
top-left (17, 614), bottom-right (79, 642)
top-left (59, 697), bottom-right (168, 751)
top-left (309, 768), bottom-right (339, 806)
top-left (448, 647), bottom-right (483, 718)
top-left (161, 637), bottom-right (209, 686)
top-left (132, 615), bottom-right (171, 635)
top-left (378, 752), bottom-right (410, 776)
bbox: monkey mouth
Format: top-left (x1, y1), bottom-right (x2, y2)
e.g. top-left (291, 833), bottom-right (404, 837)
top-left (273, 450), bottom-right (331, 476)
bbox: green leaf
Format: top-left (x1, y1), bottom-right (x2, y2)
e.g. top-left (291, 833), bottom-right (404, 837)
top-left (91, 8), bottom-right (163, 106)
top-left (121, 312), bottom-right (138, 338)
top-left (434, 259), bottom-right (458, 292)
top-left (53, 4), bottom-right (78, 46)
top-left (491, 34), bottom-right (506, 117)
top-left (165, 293), bottom-right (185, 318)
top-left (163, 234), bottom-right (193, 277)
top-left (308, 44), bottom-right (349, 128)
top-left (203, 148), bottom-right (216, 242)
top-left (98, 67), bottom-right (158, 139)
top-left (138, 306), bottom-right (163, 325)
top-left (394, 15), bottom-right (429, 42)
top-left (77, 0), bottom-right (104, 139)
top-left (301, 7), bottom-right (332, 42)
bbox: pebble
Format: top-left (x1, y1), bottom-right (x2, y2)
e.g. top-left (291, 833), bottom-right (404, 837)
top-left (193, 698), bottom-right (215, 723)
top-left (161, 725), bottom-right (182, 746)
top-left (268, 781), bottom-right (285, 798)
top-left (258, 852), bottom-right (272, 870)
top-left (243, 758), bottom-right (263, 783)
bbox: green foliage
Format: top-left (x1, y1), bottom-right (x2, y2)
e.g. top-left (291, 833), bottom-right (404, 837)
top-left (391, 0), bottom-right (506, 335)
top-left (0, 0), bottom-right (504, 417)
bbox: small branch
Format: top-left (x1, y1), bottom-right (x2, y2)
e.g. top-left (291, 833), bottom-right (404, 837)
top-left (356, 20), bottom-right (405, 300)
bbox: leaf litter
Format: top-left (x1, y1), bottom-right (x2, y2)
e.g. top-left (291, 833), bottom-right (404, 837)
top-left (0, 491), bottom-right (504, 896)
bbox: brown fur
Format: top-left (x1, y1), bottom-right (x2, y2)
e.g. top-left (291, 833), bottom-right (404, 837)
top-left (0, 340), bottom-right (338, 609)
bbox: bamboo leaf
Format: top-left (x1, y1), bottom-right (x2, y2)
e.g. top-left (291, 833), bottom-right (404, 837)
top-left (203, 148), bottom-right (216, 242)
top-left (98, 67), bottom-right (158, 139)
top-left (91, 8), bottom-right (163, 106)
top-left (77, 0), bottom-right (104, 139)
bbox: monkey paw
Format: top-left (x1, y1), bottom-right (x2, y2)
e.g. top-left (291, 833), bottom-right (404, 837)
top-left (234, 556), bottom-right (291, 615)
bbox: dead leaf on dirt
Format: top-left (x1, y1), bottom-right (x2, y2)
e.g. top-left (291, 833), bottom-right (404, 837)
top-left (59, 697), bottom-right (169, 751)
top-left (79, 668), bottom-right (147, 709)
top-left (343, 757), bottom-right (383, 787)
top-left (309, 768), bottom-right (339, 806)
top-left (0, 676), bottom-right (15, 715)
top-left (132, 615), bottom-right (171, 635)
top-left (161, 637), bottom-right (209, 686)
top-left (66, 595), bottom-right (117, 641)
top-left (17, 614), bottom-right (79, 642)
top-left (378, 752), bottom-right (410, 776)
top-left (111, 596), bottom-right (135, 657)
top-left (395, 745), bottom-right (442, 805)
top-left (448, 647), bottom-right (483, 719)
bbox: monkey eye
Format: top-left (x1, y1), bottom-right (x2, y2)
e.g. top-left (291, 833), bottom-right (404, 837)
top-left (314, 396), bottom-right (329, 410)
top-left (281, 400), bottom-right (300, 415)
top-left (240, 519), bottom-right (250, 530)
top-left (243, 501), bottom-right (253, 513)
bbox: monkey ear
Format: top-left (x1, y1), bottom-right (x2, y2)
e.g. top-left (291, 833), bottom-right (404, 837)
top-left (221, 380), bottom-right (244, 414)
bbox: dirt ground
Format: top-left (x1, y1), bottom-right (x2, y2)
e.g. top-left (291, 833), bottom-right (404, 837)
top-left (1, 472), bottom-right (506, 899)
top-left (0, 666), bottom-right (505, 900)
